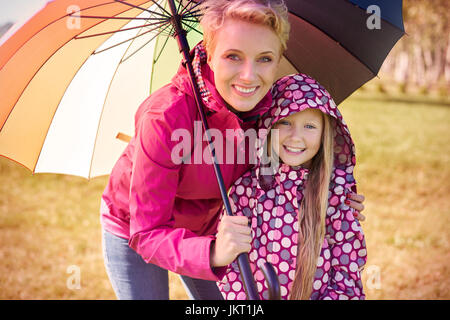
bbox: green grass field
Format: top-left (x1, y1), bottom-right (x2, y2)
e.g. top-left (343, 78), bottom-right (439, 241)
top-left (0, 90), bottom-right (449, 299)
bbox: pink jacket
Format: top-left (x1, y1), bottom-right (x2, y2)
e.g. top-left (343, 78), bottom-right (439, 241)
top-left (100, 43), bottom-right (272, 281)
top-left (218, 74), bottom-right (367, 299)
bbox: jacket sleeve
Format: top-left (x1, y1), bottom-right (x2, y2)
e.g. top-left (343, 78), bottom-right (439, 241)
top-left (127, 97), bottom-right (220, 281)
top-left (316, 193), bottom-right (367, 300)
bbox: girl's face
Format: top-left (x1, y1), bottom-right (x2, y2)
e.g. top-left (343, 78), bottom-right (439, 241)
top-left (271, 108), bottom-right (324, 168)
top-left (207, 18), bottom-right (282, 113)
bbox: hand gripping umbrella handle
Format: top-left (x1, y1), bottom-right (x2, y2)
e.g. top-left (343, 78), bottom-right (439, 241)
top-left (167, 0), bottom-right (280, 300)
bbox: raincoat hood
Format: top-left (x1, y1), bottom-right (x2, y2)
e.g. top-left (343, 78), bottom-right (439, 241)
top-left (218, 74), bottom-right (365, 300)
top-left (254, 73), bottom-right (356, 194)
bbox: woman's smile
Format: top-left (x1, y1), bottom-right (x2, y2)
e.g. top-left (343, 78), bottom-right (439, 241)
top-left (232, 84), bottom-right (259, 96)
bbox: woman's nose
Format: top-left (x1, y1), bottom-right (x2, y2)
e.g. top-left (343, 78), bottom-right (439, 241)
top-left (239, 61), bottom-right (257, 82)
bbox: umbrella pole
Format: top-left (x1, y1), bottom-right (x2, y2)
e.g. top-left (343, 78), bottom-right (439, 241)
top-left (167, 0), bottom-right (261, 300)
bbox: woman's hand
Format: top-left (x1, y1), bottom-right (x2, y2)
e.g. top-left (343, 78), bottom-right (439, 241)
top-left (347, 193), bottom-right (366, 221)
top-left (210, 215), bottom-right (252, 267)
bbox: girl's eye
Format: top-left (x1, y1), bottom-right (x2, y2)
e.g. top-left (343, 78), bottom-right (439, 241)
top-left (305, 124), bottom-right (316, 129)
top-left (278, 120), bottom-right (290, 126)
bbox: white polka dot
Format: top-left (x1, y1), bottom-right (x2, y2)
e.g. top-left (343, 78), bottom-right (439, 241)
top-left (288, 171), bottom-right (297, 180)
top-left (267, 189), bottom-right (275, 199)
top-left (322, 273), bottom-right (328, 283)
top-left (358, 248), bottom-right (367, 257)
top-left (349, 262), bottom-right (358, 272)
top-left (260, 235), bottom-right (267, 245)
top-left (339, 294), bottom-right (349, 300)
top-left (323, 248), bottom-right (330, 259)
top-left (257, 204), bottom-right (264, 214)
top-left (278, 194), bottom-right (286, 205)
top-left (232, 281), bottom-right (242, 292)
top-left (313, 280), bottom-right (322, 290)
top-left (353, 239), bottom-right (361, 249)
top-left (282, 237), bottom-right (291, 248)
top-left (301, 85), bottom-right (311, 91)
top-left (335, 177), bottom-right (345, 185)
top-left (289, 269), bottom-right (296, 281)
top-left (284, 213), bottom-right (293, 224)
top-left (236, 185), bottom-right (245, 195)
top-left (257, 282), bottom-right (263, 291)
top-left (279, 261), bottom-right (289, 272)
top-left (342, 243), bottom-right (352, 253)
top-left (335, 231), bottom-right (344, 242)
top-left (281, 286), bottom-right (288, 297)
top-left (335, 271), bottom-right (344, 282)
top-left (317, 256), bottom-right (324, 267)
top-left (228, 292), bottom-right (236, 300)
top-left (285, 191), bottom-right (293, 201)
top-left (275, 218), bottom-right (283, 228)
top-left (272, 242), bottom-right (281, 252)
top-left (334, 185), bottom-right (344, 195)
top-left (290, 245), bottom-right (297, 257)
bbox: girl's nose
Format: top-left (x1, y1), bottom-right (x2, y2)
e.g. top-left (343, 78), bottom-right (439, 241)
top-left (290, 125), bottom-right (304, 141)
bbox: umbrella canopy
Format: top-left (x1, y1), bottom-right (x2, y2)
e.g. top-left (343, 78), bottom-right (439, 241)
top-left (0, 0), bottom-right (404, 179)
top-left (0, 0), bottom-right (204, 179)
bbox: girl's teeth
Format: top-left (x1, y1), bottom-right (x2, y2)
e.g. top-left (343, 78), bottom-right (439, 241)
top-left (235, 86), bottom-right (256, 93)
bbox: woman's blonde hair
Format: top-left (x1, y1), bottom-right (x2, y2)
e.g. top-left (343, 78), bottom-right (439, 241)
top-left (199, 0), bottom-right (290, 55)
top-left (289, 113), bottom-right (334, 300)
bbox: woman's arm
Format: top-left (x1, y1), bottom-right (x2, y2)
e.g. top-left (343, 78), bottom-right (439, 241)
top-left (127, 98), bottom-right (221, 281)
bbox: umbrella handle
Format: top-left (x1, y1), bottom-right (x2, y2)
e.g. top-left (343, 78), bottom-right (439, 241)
top-left (261, 261), bottom-right (282, 300)
top-left (167, 0), bottom-right (281, 300)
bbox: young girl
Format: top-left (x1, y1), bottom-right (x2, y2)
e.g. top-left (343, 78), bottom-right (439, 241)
top-left (217, 74), bottom-right (367, 300)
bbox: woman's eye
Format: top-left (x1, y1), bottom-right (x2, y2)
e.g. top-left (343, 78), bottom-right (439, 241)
top-left (259, 56), bottom-right (273, 63)
top-left (305, 124), bottom-right (316, 129)
top-left (278, 120), bottom-right (290, 126)
top-left (226, 54), bottom-right (240, 61)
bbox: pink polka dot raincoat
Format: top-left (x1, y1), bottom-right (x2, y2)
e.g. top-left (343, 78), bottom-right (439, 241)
top-left (217, 74), bottom-right (367, 300)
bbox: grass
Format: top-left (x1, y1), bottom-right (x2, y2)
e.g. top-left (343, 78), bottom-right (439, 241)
top-left (0, 89), bottom-right (449, 299)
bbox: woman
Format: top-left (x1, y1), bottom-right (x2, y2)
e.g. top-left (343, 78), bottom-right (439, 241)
top-left (100, 0), bottom-right (365, 300)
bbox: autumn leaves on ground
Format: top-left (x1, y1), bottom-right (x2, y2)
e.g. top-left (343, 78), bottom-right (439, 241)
top-left (0, 87), bottom-right (449, 299)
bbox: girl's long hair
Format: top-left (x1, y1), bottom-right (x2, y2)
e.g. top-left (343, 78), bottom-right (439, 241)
top-left (289, 114), bottom-right (334, 300)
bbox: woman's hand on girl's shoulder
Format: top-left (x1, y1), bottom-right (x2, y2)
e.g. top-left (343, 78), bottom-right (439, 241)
top-left (346, 193), bottom-right (366, 221)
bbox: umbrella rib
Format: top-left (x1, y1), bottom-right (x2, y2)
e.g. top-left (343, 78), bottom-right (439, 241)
top-left (180, 21), bottom-right (202, 36)
top-left (179, 1), bottom-right (202, 16)
top-left (92, 20), bottom-right (171, 55)
top-left (73, 14), bottom-right (167, 21)
top-left (121, 22), bottom-right (172, 63)
top-left (152, 27), bottom-right (171, 64)
top-left (114, 0), bottom-right (169, 19)
top-left (75, 19), bottom-right (169, 40)
top-left (180, 17), bottom-right (200, 24)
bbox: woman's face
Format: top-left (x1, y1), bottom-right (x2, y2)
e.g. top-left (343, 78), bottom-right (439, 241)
top-left (207, 18), bottom-right (282, 113)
